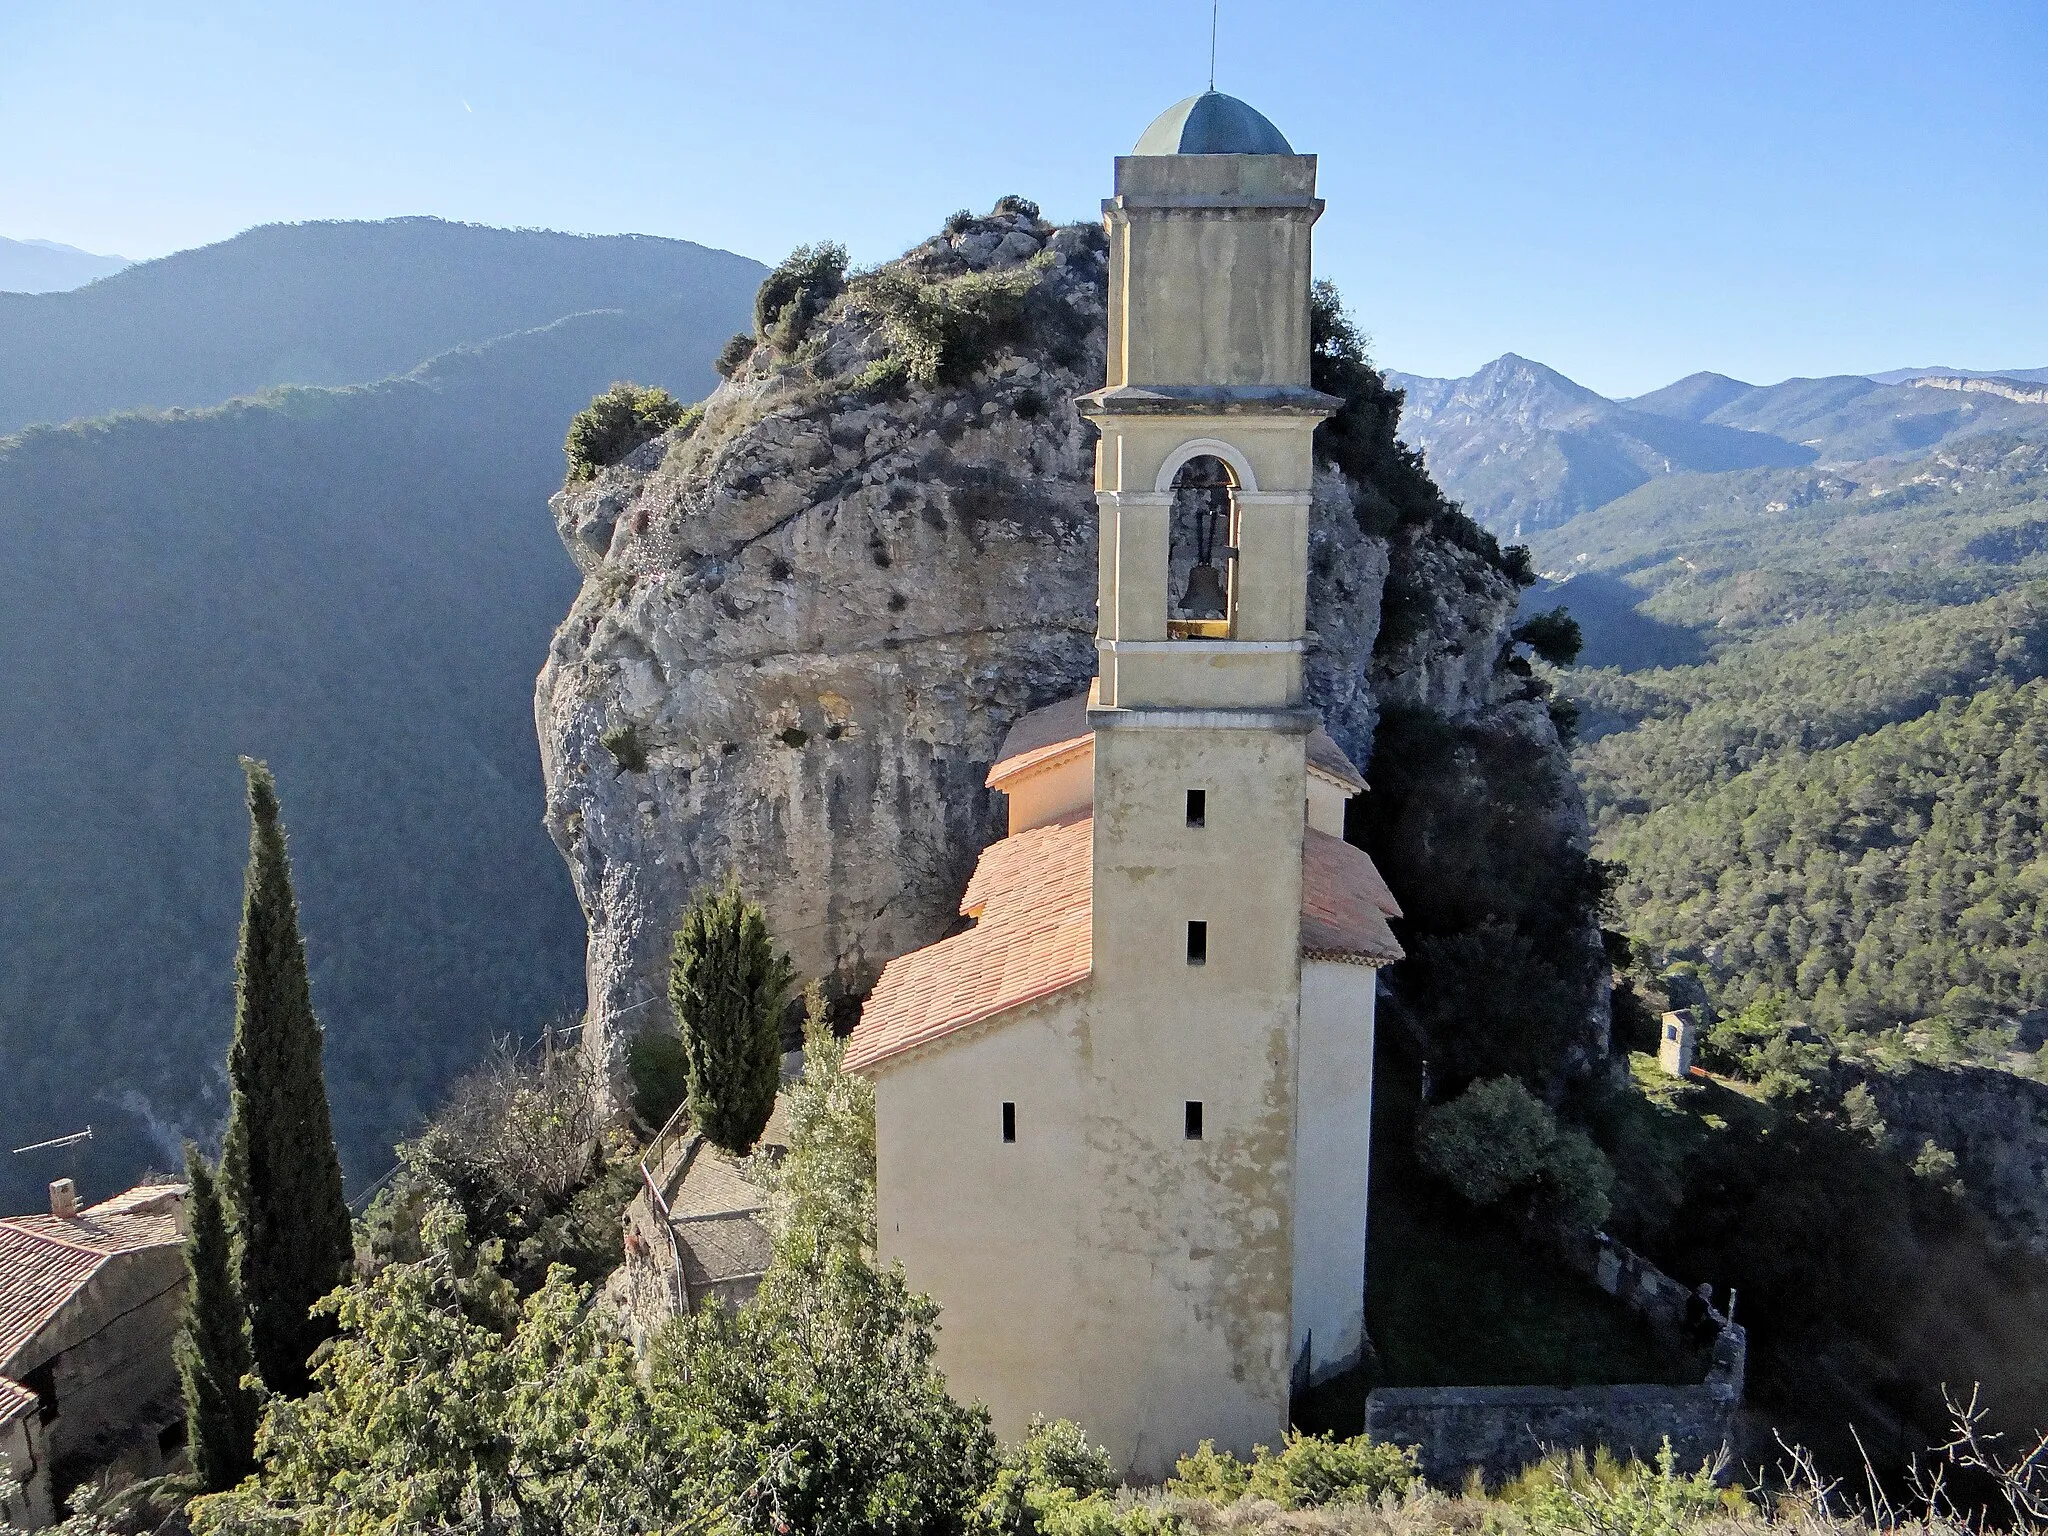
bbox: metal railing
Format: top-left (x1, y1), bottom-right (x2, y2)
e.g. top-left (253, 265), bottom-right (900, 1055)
top-left (638, 1098), bottom-right (695, 1316)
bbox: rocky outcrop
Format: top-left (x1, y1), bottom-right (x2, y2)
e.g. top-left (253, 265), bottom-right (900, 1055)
top-left (536, 207), bottom-right (1541, 1096)
top-left (1845, 1062), bottom-right (2048, 1253)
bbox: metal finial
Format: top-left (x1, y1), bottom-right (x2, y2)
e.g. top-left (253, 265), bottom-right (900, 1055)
top-left (1209, 0), bottom-right (1219, 91)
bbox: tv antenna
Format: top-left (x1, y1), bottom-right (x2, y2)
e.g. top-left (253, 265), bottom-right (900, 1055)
top-left (1209, 0), bottom-right (1220, 91)
top-left (11, 1128), bottom-right (91, 1156)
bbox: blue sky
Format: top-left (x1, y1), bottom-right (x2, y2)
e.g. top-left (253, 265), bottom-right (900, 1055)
top-left (4, 0), bottom-right (2044, 396)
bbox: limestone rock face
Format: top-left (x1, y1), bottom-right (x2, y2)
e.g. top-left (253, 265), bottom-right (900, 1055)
top-left (536, 209), bottom-right (1530, 1094)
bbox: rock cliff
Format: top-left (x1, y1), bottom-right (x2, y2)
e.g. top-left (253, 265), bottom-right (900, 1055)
top-left (535, 205), bottom-right (1556, 1093)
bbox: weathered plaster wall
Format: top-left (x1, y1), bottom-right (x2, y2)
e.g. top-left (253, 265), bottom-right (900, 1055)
top-left (1292, 959), bottom-right (1377, 1385)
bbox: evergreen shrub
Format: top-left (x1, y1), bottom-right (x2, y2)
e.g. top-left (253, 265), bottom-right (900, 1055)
top-left (714, 332), bottom-right (756, 378)
top-left (667, 877), bottom-right (794, 1156)
top-left (1164, 1432), bottom-right (1417, 1509)
top-left (1418, 1077), bottom-right (1614, 1231)
top-left (753, 242), bottom-right (848, 353)
top-left (563, 382), bottom-right (689, 482)
top-left (857, 255), bottom-right (1048, 389)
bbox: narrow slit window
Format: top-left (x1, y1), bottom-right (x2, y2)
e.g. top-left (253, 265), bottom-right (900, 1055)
top-left (1186, 789), bottom-right (1207, 827)
top-left (1185, 1101), bottom-right (1205, 1140)
top-left (1001, 1102), bottom-right (1016, 1143)
top-left (1187, 920), bottom-right (1208, 965)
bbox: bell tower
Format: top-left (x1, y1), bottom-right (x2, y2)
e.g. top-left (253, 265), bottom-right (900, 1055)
top-left (1083, 92), bottom-right (1333, 712)
top-left (1074, 91), bottom-right (1341, 1464)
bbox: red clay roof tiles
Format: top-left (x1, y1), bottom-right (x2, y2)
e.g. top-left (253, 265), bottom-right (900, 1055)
top-left (845, 815), bottom-right (1094, 1074)
top-left (1301, 829), bottom-right (1406, 964)
top-left (847, 818), bottom-right (1405, 1073)
top-left (0, 1191), bottom-right (184, 1368)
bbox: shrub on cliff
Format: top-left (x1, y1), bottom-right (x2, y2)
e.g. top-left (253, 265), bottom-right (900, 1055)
top-left (714, 332), bottom-right (757, 378)
top-left (856, 256), bottom-right (1049, 389)
top-left (359, 1036), bottom-right (636, 1293)
top-left (1418, 1076), bottom-right (1615, 1231)
top-left (563, 381), bottom-right (690, 482)
top-left (754, 242), bottom-right (848, 353)
top-left (668, 877), bottom-right (794, 1157)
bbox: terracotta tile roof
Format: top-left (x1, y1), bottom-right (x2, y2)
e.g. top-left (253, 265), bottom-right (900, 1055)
top-left (987, 693), bottom-right (1093, 790)
top-left (1301, 830), bottom-right (1406, 963)
top-left (849, 819), bottom-right (1406, 1073)
top-left (0, 1188), bottom-right (184, 1369)
top-left (0, 1374), bottom-right (35, 1424)
top-left (846, 815), bottom-right (1094, 1073)
top-left (0, 1225), bottom-right (108, 1368)
top-left (986, 691), bottom-right (1368, 795)
top-left (1306, 730), bottom-right (1368, 793)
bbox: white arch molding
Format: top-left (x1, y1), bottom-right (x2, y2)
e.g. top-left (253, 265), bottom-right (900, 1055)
top-left (1152, 437), bottom-right (1260, 494)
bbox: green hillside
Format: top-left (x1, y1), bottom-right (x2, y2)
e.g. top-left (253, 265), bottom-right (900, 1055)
top-left (0, 217), bottom-right (765, 433)
top-left (0, 298), bottom-right (746, 1210)
top-left (1606, 675), bottom-right (2048, 1052)
top-left (1533, 432), bottom-right (2048, 643)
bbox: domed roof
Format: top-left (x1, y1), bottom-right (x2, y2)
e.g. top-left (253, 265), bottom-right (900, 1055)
top-left (1133, 92), bottom-right (1294, 156)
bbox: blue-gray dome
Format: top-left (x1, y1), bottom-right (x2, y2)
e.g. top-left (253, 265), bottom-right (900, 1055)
top-left (1133, 92), bottom-right (1293, 155)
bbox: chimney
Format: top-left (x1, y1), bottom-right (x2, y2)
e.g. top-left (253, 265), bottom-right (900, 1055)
top-left (49, 1178), bottom-right (79, 1219)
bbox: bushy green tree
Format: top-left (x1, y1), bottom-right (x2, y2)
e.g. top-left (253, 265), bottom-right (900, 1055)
top-left (219, 759), bottom-right (353, 1399)
top-left (1515, 606), bottom-right (1584, 668)
top-left (753, 243), bottom-right (848, 352)
top-left (651, 1248), bottom-right (997, 1536)
top-left (176, 1146), bottom-right (262, 1493)
top-left (1418, 1076), bottom-right (1614, 1232)
top-left (190, 1209), bottom-right (714, 1536)
top-left (667, 877), bottom-right (794, 1157)
top-left (562, 382), bottom-right (688, 482)
top-left (752, 983), bottom-right (875, 1261)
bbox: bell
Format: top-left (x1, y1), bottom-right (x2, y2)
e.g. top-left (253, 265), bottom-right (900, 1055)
top-left (1179, 562), bottom-right (1229, 619)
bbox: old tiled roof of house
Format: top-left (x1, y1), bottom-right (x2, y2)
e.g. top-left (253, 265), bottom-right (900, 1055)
top-left (0, 1188), bottom-right (184, 1369)
top-left (986, 692), bottom-right (1368, 793)
top-left (847, 814), bottom-right (1406, 1073)
top-left (845, 814), bottom-right (1095, 1074)
top-left (0, 1373), bottom-right (36, 1425)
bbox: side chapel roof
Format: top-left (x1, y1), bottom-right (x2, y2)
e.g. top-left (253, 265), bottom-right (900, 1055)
top-left (845, 818), bottom-right (1404, 1076)
top-left (987, 693), bottom-right (1368, 794)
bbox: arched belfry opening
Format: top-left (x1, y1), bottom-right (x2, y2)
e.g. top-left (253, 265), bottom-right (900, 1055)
top-left (1167, 454), bottom-right (1238, 639)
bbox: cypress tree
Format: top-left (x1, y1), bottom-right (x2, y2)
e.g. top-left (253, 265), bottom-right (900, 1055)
top-left (174, 1146), bottom-right (261, 1491)
top-left (219, 758), bottom-right (354, 1398)
top-left (668, 876), bottom-right (794, 1155)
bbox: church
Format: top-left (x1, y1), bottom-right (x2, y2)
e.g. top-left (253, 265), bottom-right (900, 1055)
top-left (843, 91), bottom-right (1403, 1481)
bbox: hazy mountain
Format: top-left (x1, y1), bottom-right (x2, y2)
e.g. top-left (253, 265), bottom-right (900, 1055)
top-left (1629, 370), bottom-right (2048, 462)
top-left (0, 217), bottom-right (765, 433)
top-left (0, 236), bottom-right (131, 294)
top-left (1384, 354), bottom-right (1812, 537)
top-left (1868, 365), bottom-right (2048, 386)
top-left (0, 288), bottom-right (756, 1211)
top-left (1390, 354), bottom-right (2048, 537)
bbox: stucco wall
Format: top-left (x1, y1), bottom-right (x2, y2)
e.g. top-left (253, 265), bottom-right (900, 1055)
top-left (2, 1407), bottom-right (52, 1530)
top-left (2, 1248), bottom-right (185, 1479)
top-left (1291, 960), bottom-right (1376, 1385)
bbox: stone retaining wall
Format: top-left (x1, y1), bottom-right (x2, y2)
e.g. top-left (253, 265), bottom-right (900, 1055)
top-left (1365, 1375), bottom-right (1739, 1486)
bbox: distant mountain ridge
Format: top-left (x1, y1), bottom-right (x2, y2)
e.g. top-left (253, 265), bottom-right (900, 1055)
top-left (0, 236), bottom-right (131, 294)
top-left (0, 216), bottom-right (765, 433)
top-left (0, 226), bottom-right (760, 1211)
top-left (1390, 355), bottom-right (2048, 536)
